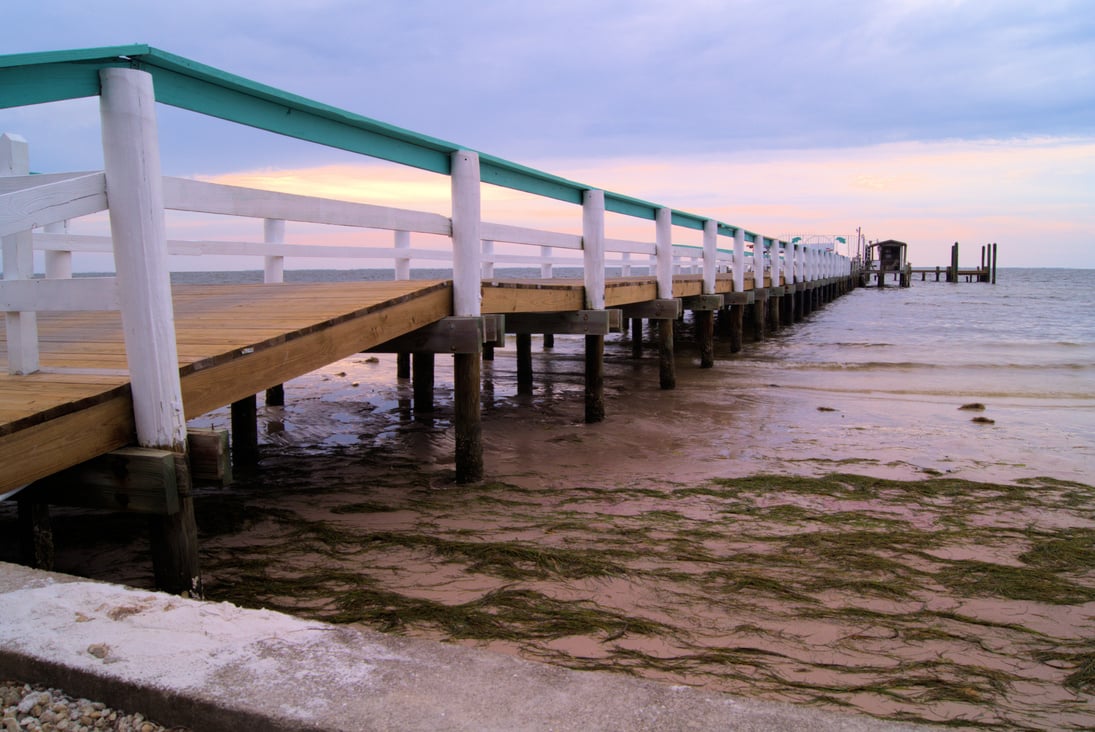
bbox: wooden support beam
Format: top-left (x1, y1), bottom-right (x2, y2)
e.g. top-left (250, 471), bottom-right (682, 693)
top-left (187, 428), bottom-right (232, 485)
top-left (722, 291), bottom-right (754, 306)
top-left (681, 294), bottom-right (724, 311)
top-left (620, 299), bottom-right (681, 320)
top-left (265, 383), bottom-right (285, 407)
top-left (504, 309), bottom-right (622, 335)
top-left (368, 316), bottom-right (485, 354)
top-left (26, 447), bottom-right (180, 515)
top-left (483, 314), bottom-right (505, 347)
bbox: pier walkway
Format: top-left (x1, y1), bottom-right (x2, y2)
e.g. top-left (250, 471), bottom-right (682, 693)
top-left (2, 46), bottom-right (853, 594)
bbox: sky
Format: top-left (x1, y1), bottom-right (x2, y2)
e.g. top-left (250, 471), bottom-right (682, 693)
top-left (2, 0), bottom-right (1094, 268)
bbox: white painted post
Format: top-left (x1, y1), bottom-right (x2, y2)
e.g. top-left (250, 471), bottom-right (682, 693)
top-left (263, 219), bottom-right (285, 284)
top-left (394, 230), bottom-right (411, 281)
top-left (621, 251), bottom-right (632, 277)
top-left (540, 245), bottom-right (552, 279)
top-left (771, 240), bottom-right (782, 288)
top-left (450, 151), bottom-right (481, 317)
top-left (1, 133), bottom-right (39, 375)
top-left (702, 220), bottom-right (717, 295)
top-left (481, 239), bottom-right (494, 280)
top-left (582, 190), bottom-right (606, 310)
top-left (44, 221), bottom-right (73, 279)
top-left (733, 228), bottom-right (745, 293)
top-left (655, 207), bottom-right (673, 299)
top-left (752, 237), bottom-right (765, 292)
top-left (99, 68), bottom-right (186, 452)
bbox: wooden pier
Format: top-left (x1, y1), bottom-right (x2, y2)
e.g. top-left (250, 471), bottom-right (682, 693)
top-left (1, 46), bottom-right (857, 594)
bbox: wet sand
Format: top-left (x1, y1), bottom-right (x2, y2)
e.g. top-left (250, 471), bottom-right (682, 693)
top-left (5, 325), bottom-right (1092, 731)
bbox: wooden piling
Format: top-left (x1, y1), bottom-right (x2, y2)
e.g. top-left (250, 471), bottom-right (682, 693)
top-left (230, 395), bottom-right (259, 465)
top-left (265, 384), bottom-right (285, 407)
top-left (658, 319), bottom-right (676, 389)
top-left (396, 352), bottom-right (411, 378)
top-left (516, 332), bottom-right (533, 395)
top-left (17, 499), bottom-right (53, 570)
top-left (696, 310), bottom-right (714, 368)
top-left (585, 334), bottom-right (605, 422)
top-left (412, 352), bottom-right (435, 412)
top-left (631, 317), bottom-right (643, 358)
top-left (453, 352), bottom-right (483, 483)
top-left (729, 304), bottom-right (744, 353)
top-left (991, 243), bottom-right (998, 284)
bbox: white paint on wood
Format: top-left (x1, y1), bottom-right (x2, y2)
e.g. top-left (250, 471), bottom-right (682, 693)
top-left (481, 239), bottom-right (494, 279)
top-left (2, 133), bottom-right (38, 374)
top-left (0, 172), bottom-right (107, 237)
top-left (770, 240), bottom-right (782, 287)
top-left (450, 151), bottom-right (481, 317)
top-left (480, 221), bottom-right (581, 250)
top-left (163, 176), bottom-right (452, 236)
top-left (0, 277), bottom-right (119, 311)
top-left (263, 218), bottom-right (285, 284)
top-left (394, 230), bottom-right (411, 280)
top-left (99, 67), bottom-right (187, 452)
top-left (582, 189), bottom-right (606, 310)
top-left (752, 238), bottom-right (765, 290)
top-left (32, 232), bottom-right (455, 262)
top-left (43, 221), bottom-right (72, 279)
top-left (733, 229), bottom-right (745, 293)
top-left (605, 237), bottom-right (656, 256)
top-left (540, 245), bottom-right (553, 279)
top-left (655, 207), bottom-right (673, 300)
top-left (703, 223), bottom-right (717, 292)
top-left (620, 251), bottom-right (632, 277)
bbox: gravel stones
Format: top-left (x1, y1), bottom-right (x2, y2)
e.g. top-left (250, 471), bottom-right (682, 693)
top-left (1, 681), bottom-right (183, 732)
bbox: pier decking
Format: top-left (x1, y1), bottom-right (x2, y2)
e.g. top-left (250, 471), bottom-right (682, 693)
top-left (1, 273), bottom-right (794, 494)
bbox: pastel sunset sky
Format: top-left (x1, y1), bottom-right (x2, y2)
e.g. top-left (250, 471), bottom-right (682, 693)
top-left (3, 0), bottom-right (1093, 268)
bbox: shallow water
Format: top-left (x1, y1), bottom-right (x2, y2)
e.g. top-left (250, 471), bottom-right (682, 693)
top-left (3, 268), bottom-right (1093, 729)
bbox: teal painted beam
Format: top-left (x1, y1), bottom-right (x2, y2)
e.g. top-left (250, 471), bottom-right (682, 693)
top-left (146, 65), bottom-right (455, 174)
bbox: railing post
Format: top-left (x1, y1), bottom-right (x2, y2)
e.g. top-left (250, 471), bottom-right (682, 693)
top-left (100, 67), bottom-right (200, 597)
top-left (481, 239), bottom-right (495, 279)
top-left (394, 230), bottom-right (412, 281)
top-left (450, 150), bottom-right (482, 482)
top-left (394, 230), bottom-right (412, 376)
top-left (263, 218), bottom-right (285, 284)
top-left (44, 221), bottom-right (73, 279)
top-left (752, 237), bottom-right (766, 340)
top-left (1, 133), bottom-right (39, 375)
top-left (655, 207), bottom-right (675, 389)
top-left (582, 189), bottom-right (606, 422)
top-left (262, 218), bottom-right (286, 406)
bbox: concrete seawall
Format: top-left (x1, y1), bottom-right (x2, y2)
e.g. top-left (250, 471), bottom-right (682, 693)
top-left (0, 562), bottom-right (932, 732)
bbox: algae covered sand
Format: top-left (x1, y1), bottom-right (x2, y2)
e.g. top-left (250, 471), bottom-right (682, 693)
top-left (188, 456), bottom-right (1095, 731)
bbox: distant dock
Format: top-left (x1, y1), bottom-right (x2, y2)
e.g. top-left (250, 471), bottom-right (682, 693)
top-left (859, 239), bottom-right (998, 287)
